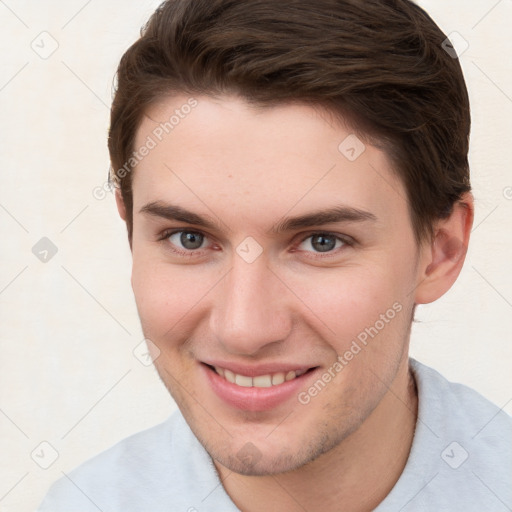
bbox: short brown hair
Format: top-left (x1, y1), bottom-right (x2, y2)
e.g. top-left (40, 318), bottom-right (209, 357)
top-left (108, 0), bottom-right (471, 244)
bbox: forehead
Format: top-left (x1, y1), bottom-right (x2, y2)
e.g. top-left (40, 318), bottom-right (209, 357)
top-left (131, 95), bottom-right (408, 233)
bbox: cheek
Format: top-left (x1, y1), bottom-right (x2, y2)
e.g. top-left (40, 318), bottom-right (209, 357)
top-left (284, 260), bottom-right (413, 351)
top-left (131, 254), bottom-right (184, 337)
top-left (130, 254), bottom-right (217, 340)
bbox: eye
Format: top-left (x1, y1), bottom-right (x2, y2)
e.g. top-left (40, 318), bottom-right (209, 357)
top-left (163, 230), bottom-right (208, 253)
top-left (297, 233), bottom-right (348, 254)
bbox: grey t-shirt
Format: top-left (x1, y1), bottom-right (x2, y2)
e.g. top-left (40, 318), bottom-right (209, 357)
top-left (37, 359), bottom-right (512, 511)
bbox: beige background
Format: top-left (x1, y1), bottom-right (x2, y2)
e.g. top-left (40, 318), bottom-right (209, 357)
top-left (0, 1), bottom-right (511, 510)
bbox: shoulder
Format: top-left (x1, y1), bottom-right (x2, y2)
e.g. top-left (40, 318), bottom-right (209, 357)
top-left (37, 411), bottom-right (236, 512)
top-left (377, 359), bottom-right (512, 511)
top-left (410, 358), bottom-right (512, 440)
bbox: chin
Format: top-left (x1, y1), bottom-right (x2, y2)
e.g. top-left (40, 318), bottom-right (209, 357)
top-left (206, 425), bottom-right (344, 477)
top-left (217, 449), bottom-right (307, 476)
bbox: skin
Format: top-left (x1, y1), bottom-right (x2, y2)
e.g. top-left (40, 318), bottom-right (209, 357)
top-left (116, 94), bottom-right (473, 511)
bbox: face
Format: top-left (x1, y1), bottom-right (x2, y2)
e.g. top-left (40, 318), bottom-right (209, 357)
top-left (128, 94), bottom-right (423, 476)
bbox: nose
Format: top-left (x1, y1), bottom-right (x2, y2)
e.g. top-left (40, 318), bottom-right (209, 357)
top-left (209, 255), bottom-right (293, 356)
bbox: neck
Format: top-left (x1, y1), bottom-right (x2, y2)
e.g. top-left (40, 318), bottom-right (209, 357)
top-left (217, 358), bottom-right (418, 512)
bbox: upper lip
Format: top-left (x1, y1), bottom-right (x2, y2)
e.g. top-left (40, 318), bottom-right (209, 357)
top-left (202, 360), bottom-right (316, 377)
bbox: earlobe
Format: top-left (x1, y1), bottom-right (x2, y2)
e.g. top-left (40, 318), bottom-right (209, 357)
top-left (115, 188), bottom-right (127, 221)
top-left (414, 193), bottom-right (474, 304)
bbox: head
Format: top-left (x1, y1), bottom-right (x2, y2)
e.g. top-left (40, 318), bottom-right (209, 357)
top-left (108, 0), bottom-right (473, 475)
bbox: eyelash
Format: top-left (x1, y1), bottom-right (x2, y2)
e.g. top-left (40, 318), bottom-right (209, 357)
top-left (157, 229), bottom-right (354, 259)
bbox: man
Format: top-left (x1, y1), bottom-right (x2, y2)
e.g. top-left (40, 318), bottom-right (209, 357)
top-left (38, 0), bottom-right (512, 510)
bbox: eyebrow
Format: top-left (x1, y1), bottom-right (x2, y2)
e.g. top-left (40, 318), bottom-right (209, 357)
top-left (139, 201), bottom-right (377, 234)
top-left (139, 202), bottom-right (223, 231)
top-left (270, 206), bottom-right (377, 234)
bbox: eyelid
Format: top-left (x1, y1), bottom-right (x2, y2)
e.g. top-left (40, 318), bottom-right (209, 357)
top-left (158, 227), bottom-right (208, 242)
top-left (292, 231), bottom-right (354, 255)
top-left (158, 228), bottom-right (354, 258)
top-left (157, 228), bottom-right (214, 256)
top-left (298, 230), bottom-right (354, 244)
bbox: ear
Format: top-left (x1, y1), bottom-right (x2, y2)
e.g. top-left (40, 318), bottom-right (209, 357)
top-left (414, 192), bottom-right (474, 305)
top-left (115, 187), bottom-right (134, 253)
top-left (115, 188), bottom-right (127, 221)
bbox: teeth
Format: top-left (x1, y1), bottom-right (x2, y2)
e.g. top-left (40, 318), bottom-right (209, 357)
top-left (224, 369), bottom-right (236, 384)
top-left (253, 375), bottom-right (272, 388)
top-left (271, 373), bottom-right (285, 385)
top-left (235, 374), bottom-right (253, 387)
top-left (213, 366), bottom-right (306, 387)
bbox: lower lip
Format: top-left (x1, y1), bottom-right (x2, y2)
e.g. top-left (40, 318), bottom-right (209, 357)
top-left (202, 364), bottom-right (316, 412)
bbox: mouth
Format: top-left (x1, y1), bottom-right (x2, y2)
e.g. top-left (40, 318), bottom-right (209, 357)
top-left (202, 363), bottom-right (319, 411)
top-left (208, 364), bottom-right (312, 388)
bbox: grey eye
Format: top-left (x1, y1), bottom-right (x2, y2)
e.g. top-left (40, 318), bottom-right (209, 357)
top-left (169, 231), bottom-right (205, 250)
top-left (298, 234), bottom-right (344, 253)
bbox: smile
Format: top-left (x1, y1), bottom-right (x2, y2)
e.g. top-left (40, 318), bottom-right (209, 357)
top-left (212, 366), bottom-right (309, 388)
top-left (203, 363), bottom-right (318, 411)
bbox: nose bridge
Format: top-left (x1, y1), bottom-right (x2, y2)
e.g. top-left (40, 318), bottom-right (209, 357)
top-left (211, 255), bottom-right (292, 355)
